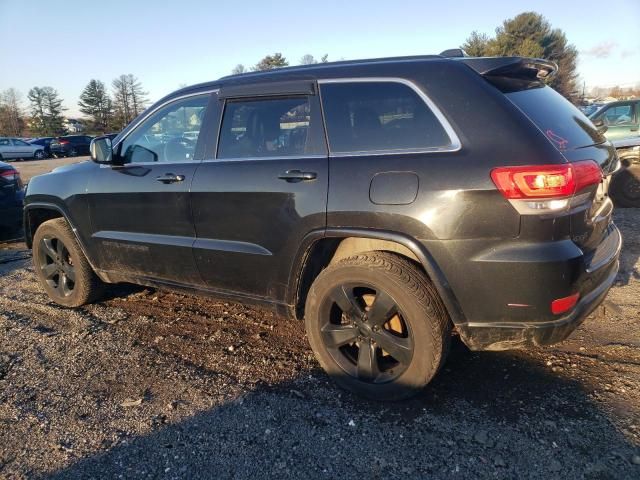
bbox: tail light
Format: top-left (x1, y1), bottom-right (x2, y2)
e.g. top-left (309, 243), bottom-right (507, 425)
top-left (0, 169), bottom-right (19, 181)
top-left (491, 160), bottom-right (602, 214)
top-left (59, 139), bottom-right (70, 145)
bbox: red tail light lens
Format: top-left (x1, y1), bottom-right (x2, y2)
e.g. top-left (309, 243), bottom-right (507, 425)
top-left (0, 169), bottom-right (19, 181)
top-left (491, 161), bottom-right (602, 199)
top-left (551, 292), bottom-right (580, 315)
top-left (59, 140), bottom-right (70, 145)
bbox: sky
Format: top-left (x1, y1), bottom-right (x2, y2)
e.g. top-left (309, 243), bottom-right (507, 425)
top-left (1, 0), bottom-right (638, 116)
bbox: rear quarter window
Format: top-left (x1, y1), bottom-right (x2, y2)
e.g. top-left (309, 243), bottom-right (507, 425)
top-left (319, 81), bottom-right (454, 154)
top-left (506, 86), bottom-right (604, 151)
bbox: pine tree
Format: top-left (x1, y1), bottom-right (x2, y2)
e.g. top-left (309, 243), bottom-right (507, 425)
top-left (78, 80), bottom-right (113, 133)
top-left (461, 12), bottom-right (579, 100)
top-left (253, 53), bottom-right (288, 71)
top-left (28, 86), bottom-right (65, 136)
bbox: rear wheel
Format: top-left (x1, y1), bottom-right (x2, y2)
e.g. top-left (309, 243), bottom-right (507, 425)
top-left (305, 252), bottom-right (451, 401)
top-left (32, 218), bottom-right (104, 307)
top-left (69, 147), bottom-right (78, 157)
top-left (34, 150), bottom-right (45, 160)
top-left (610, 164), bottom-right (640, 208)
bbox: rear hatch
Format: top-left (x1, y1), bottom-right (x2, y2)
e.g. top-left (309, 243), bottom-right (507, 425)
top-left (505, 85), bottom-right (618, 254)
top-left (461, 56), bottom-right (618, 256)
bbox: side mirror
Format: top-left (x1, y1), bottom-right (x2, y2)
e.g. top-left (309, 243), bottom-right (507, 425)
top-left (591, 118), bottom-right (608, 134)
top-left (90, 135), bottom-right (113, 164)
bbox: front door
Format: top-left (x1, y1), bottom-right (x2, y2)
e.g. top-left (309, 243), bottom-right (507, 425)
top-left (191, 85), bottom-right (328, 302)
top-left (596, 102), bottom-right (639, 141)
top-left (87, 93), bottom-right (212, 284)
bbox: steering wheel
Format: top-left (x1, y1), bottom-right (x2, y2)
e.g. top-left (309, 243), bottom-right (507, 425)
top-left (162, 136), bottom-right (197, 162)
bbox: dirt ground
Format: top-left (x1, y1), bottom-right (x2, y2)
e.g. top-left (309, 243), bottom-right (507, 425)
top-left (0, 207), bottom-right (638, 478)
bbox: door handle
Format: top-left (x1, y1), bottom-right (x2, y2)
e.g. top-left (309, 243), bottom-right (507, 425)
top-left (278, 170), bottom-right (317, 182)
top-left (156, 173), bottom-right (185, 184)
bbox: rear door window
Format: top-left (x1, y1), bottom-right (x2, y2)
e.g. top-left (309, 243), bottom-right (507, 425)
top-left (319, 81), bottom-right (454, 154)
top-left (506, 86), bottom-right (604, 150)
top-left (217, 96), bottom-right (312, 158)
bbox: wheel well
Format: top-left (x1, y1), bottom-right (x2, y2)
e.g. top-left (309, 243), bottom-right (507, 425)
top-left (293, 236), bottom-right (423, 320)
top-left (24, 208), bottom-right (63, 248)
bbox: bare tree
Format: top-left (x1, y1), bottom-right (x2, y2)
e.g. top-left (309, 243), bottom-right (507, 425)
top-left (112, 74), bottom-right (148, 129)
top-left (232, 64), bottom-right (247, 75)
top-left (0, 88), bottom-right (25, 136)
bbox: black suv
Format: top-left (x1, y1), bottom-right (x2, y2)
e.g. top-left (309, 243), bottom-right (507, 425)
top-left (49, 135), bottom-right (93, 157)
top-left (24, 54), bottom-right (621, 400)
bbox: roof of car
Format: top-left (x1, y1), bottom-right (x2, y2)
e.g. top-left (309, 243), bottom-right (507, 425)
top-left (166, 54), bottom-right (556, 102)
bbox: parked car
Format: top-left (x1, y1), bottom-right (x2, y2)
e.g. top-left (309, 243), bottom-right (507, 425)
top-left (0, 137), bottom-right (47, 161)
top-left (589, 100), bottom-right (640, 207)
top-left (49, 135), bottom-right (93, 157)
top-left (0, 160), bottom-right (25, 232)
top-left (24, 53), bottom-right (621, 401)
top-left (28, 137), bottom-right (55, 158)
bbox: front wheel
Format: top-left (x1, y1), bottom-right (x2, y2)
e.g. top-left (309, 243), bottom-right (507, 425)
top-left (305, 252), bottom-right (451, 401)
top-left (32, 218), bottom-right (104, 307)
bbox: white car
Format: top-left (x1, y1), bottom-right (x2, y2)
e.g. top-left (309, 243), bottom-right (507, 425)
top-left (0, 137), bottom-right (47, 161)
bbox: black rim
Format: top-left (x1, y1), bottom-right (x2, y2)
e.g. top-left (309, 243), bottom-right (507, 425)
top-left (320, 284), bottom-right (414, 384)
top-left (38, 236), bottom-right (75, 297)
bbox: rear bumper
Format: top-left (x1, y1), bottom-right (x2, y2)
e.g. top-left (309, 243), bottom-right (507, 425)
top-left (447, 224), bottom-right (621, 351)
top-left (456, 262), bottom-right (618, 350)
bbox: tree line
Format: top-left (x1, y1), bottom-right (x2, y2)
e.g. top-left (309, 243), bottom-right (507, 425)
top-left (0, 74), bottom-right (148, 137)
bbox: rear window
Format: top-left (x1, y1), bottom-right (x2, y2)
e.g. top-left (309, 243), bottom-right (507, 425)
top-left (506, 86), bottom-right (604, 151)
top-left (320, 81), bottom-right (453, 154)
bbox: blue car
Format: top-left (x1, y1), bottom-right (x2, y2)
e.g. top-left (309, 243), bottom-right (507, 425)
top-left (0, 160), bottom-right (25, 232)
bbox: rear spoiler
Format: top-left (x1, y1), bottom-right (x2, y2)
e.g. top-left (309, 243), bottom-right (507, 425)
top-left (457, 56), bottom-right (558, 81)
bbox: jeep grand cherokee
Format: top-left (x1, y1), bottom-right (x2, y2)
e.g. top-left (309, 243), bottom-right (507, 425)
top-left (24, 52), bottom-right (621, 400)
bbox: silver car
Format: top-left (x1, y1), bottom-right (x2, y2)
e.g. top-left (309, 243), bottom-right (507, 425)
top-left (0, 137), bottom-right (47, 161)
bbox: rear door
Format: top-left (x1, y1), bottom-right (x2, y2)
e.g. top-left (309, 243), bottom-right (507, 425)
top-left (0, 138), bottom-right (16, 159)
top-left (87, 92), bottom-right (213, 284)
top-left (190, 83), bottom-right (328, 301)
top-left (11, 139), bottom-right (35, 158)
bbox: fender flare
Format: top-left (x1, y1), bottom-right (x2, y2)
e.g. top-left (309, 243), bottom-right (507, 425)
top-left (23, 202), bottom-right (99, 271)
top-left (288, 227), bottom-right (466, 326)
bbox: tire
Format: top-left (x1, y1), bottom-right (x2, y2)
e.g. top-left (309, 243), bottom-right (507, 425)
top-left (609, 164), bottom-right (640, 208)
top-left (305, 251), bottom-right (452, 401)
top-left (69, 148), bottom-right (78, 157)
top-left (33, 150), bottom-right (45, 160)
top-left (32, 218), bottom-right (104, 307)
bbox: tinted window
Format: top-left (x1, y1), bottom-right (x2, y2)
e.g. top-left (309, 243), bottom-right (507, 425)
top-left (320, 82), bottom-right (452, 153)
top-left (120, 95), bottom-right (209, 164)
top-left (218, 97), bottom-right (311, 159)
top-left (12, 139), bottom-right (29, 146)
top-left (506, 86), bottom-right (604, 150)
top-left (0, 139), bottom-right (10, 146)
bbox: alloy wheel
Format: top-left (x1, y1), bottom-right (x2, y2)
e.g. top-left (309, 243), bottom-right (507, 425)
top-left (37, 236), bottom-right (76, 298)
top-left (320, 284), bottom-right (414, 384)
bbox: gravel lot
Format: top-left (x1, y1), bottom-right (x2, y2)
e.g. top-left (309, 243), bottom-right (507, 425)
top-left (0, 204), bottom-right (638, 478)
